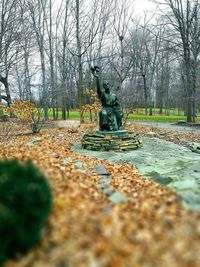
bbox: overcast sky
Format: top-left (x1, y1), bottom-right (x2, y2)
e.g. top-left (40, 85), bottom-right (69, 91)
top-left (134, 0), bottom-right (156, 16)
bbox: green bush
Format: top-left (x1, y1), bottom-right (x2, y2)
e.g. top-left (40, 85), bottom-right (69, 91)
top-left (0, 160), bottom-right (52, 266)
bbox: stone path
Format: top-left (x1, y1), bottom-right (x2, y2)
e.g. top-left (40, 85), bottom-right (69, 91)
top-left (95, 165), bottom-right (128, 204)
top-left (73, 137), bottom-right (200, 212)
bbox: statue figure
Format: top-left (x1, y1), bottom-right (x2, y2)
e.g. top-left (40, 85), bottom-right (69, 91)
top-left (91, 66), bottom-right (123, 131)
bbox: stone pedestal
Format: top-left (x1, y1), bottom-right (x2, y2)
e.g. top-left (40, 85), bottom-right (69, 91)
top-left (81, 130), bottom-right (142, 151)
top-left (96, 130), bottom-right (127, 136)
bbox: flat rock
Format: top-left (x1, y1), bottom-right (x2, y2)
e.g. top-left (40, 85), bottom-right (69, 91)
top-left (188, 142), bottom-right (200, 153)
top-left (102, 206), bottom-right (113, 216)
top-left (97, 182), bottom-right (109, 189)
top-left (75, 161), bottom-right (86, 169)
top-left (100, 177), bottom-right (112, 183)
top-left (73, 137), bottom-right (200, 212)
top-left (63, 157), bottom-right (72, 164)
top-left (57, 120), bottom-right (80, 129)
top-left (171, 179), bottom-right (197, 190)
top-left (27, 137), bottom-right (43, 146)
top-left (94, 166), bottom-right (110, 175)
top-left (146, 131), bottom-right (158, 137)
top-left (109, 192), bottom-right (128, 203)
top-left (103, 188), bottom-right (115, 196)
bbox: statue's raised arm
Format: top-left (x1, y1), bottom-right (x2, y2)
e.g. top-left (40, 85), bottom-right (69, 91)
top-left (91, 66), bottom-right (102, 98)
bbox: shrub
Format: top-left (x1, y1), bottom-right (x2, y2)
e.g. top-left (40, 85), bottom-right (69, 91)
top-left (0, 160), bottom-right (52, 266)
top-left (8, 100), bottom-right (45, 133)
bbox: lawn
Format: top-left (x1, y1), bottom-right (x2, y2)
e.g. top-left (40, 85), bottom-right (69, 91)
top-left (132, 108), bottom-right (187, 116)
top-left (48, 110), bottom-right (189, 123)
top-left (126, 114), bottom-right (187, 122)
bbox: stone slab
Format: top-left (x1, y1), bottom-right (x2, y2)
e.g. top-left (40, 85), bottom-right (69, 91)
top-left (94, 165), bottom-right (110, 175)
top-left (73, 137), bottom-right (200, 212)
top-left (57, 120), bottom-right (80, 129)
top-left (109, 192), bottom-right (128, 203)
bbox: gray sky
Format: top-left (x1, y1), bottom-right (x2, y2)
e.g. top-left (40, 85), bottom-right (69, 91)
top-left (134, 0), bottom-right (156, 15)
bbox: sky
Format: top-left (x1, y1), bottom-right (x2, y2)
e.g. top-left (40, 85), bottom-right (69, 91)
top-left (134, 0), bottom-right (156, 16)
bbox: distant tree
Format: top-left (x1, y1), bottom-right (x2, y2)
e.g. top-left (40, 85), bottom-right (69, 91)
top-left (153, 0), bottom-right (200, 122)
top-left (109, 0), bottom-right (134, 92)
top-left (27, 0), bottom-right (49, 119)
top-left (72, 0), bottom-right (107, 122)
top-left (0, 0), bottom-right (24, 106)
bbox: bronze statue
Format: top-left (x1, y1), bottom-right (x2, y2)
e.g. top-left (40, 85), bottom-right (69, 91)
top-left (91, 66), bottom-right (123, 131)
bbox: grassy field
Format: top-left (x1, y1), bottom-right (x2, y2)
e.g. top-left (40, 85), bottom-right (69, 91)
top-left (48, 111), bottom-right (90, 120)
top-left (47, 109), bottom-right (192, 123)
top-left (132, 108), bottom-right (187, 116)
top-left (126, 114), bottom-right (187, 123)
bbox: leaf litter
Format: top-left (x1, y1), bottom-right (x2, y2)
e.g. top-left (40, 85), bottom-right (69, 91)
top-left (0, 123), bottom-right (199, 267)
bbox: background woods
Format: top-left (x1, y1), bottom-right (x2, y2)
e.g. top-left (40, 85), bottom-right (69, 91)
top-left (0, 0), bottom-right (200, 122)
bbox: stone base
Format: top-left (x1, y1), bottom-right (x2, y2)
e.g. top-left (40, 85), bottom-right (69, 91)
top-left (81, 130), bottom-right (142, 152)
top-left (96, 130), bottom-right (128, 136)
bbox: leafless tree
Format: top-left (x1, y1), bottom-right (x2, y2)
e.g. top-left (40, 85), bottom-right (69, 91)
top-left (40, 0), bottom-right (57, 118)
top-left (27, 0), bottom-right (49, 118)
top-left (71, 0), bottom-right (108, 122)
top-left (153, 0), bottom-right (200, 121)
top-left (130, 16), bottom-right (158, 115)
top-left (109, 0), bottom-right (134, 92)
top-left (56, 0), bottom-right (73, 119)
top-left (0, 0), bottom-right (24, 106)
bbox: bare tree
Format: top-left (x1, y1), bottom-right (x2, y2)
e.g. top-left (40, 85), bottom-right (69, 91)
top-left (0, 0), bottom-right (24, 106)
top-left (108, 0), bottom-right (134, 93)
top-left (75, 0), bottom-right (84, 122)
top-left (56, 0), bottom-right (72, 119)
top-left (132, 19), bottom-right (154, 115)
top-left (71, 0), bottom-right (107, 122)
top-left (40, 0), bottom-right (57, 119)
top-left (153, 0), bottom-right (200, 122)
top-left (155, 41), bottom-right (171, 114)
top-left (27, 0), bottom-right (49, 118)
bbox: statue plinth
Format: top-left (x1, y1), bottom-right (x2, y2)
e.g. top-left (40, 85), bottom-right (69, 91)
top-left (81, 130), bottom-right (142, 152)
top-left (96, 130), bottom-right (128, 136)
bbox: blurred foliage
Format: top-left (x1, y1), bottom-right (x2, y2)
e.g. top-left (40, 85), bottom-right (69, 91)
top-left (0, 160), bottom-right (52, 266)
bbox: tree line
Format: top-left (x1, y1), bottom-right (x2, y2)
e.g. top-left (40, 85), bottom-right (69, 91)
top-left (0, 0), bottom-right (200, 122)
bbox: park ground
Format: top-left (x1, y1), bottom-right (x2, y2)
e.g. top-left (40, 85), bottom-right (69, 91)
top-left (0, 120), bottom-right (200, 267)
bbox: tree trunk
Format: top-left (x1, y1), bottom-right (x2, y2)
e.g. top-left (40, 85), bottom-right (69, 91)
top-left (187, 96), bottom-right (192, 123)
top-left (185, 60), bottom-right (193, 123)
top-left (76, 0), bottom-right (84, 123)
top-left (142, 74), bottom-right (148, 115)
top-left (62, 96), bottom-right (67, 120)
top-left (0, 75), bottom-right (11, 106)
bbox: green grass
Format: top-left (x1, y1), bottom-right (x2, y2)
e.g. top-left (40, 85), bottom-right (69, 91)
top-left (133, 108), bottom-right (187, 116)
top-left (47, 109), bottom-right (190, 123)
top-left (127, 114), bottom-right (187, 123)
top-left (47, 110), bottom-right (90, 120)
